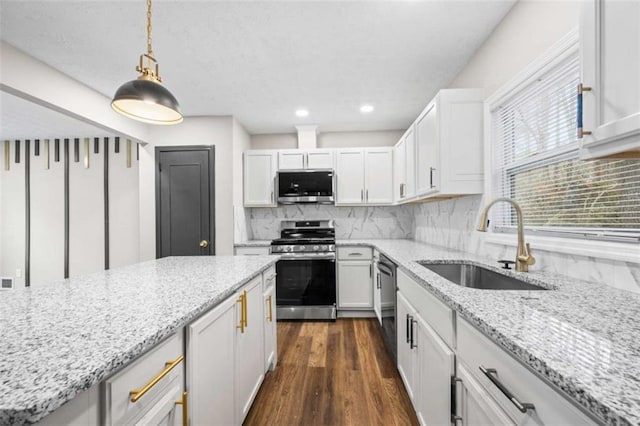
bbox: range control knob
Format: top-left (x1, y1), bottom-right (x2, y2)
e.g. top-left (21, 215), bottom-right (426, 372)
top-left (313, 245), bottom-right (319, 251)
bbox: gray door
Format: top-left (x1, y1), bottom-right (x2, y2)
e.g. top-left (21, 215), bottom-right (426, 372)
top-left (156, 146), bottom-right (215, 257)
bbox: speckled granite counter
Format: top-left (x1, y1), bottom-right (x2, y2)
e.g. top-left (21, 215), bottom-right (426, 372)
top-left (0, 255), bottom-right (278, 425)
top-left (336, 239), bottom-right (640, 426)
top-left (234, 240), bottom-right (271, 248)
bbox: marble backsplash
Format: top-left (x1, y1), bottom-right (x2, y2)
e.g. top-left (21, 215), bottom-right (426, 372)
top-left (412, 195), bottom-right (640, 294)
top-left (248, 204), bottom-right (414, 240)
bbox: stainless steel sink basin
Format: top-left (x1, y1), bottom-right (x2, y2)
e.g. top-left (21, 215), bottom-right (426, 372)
top-left (420, 262), bottom-right (548, 291)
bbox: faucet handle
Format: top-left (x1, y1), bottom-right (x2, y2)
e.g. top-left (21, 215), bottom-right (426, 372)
top-left (525, 243), bottom-right (536, 266)
top-left (498, 260), bottom-right (516, 270)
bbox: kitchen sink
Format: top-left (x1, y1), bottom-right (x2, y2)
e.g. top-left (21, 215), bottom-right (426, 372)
top-left (419, 262), bottom-right (548, 291)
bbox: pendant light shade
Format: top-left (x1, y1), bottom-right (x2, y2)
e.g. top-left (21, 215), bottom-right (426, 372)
top-left (112, 78), bottom-right (182, 125)
top-left (111, 0), bottom-right (183, 125)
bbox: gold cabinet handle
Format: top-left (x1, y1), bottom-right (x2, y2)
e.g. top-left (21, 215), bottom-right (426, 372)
top-left (175, 391), bottom-right (188, 426)
top-left (130, 355), bottom-right (184, 403)
top-left (237, 293), bottom-right (245, 333)
top-left (267, 295), bottom-right (273, 322)
top-left (243, 290), bottom-right (248, 328)
top-left (199, 240), bottom-right (209, 248)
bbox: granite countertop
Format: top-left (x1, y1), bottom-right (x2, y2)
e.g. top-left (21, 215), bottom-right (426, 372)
top-left (234, 240), bottom-right (272, 247)
top-left (0, 255), bottom-right (279, 425)
top-left (337, 239), bottom-right (640, 426)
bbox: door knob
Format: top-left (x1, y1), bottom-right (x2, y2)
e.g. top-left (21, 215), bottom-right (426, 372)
top-left (200, 240), bottom-right (209, 248)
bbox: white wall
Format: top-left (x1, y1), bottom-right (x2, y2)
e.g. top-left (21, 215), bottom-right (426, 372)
top-left (140, 116), bottom-right (235, 258)
top-left (233, 119), bottom-right (252, 242)
top-left (250, 130), bottom-right (403, 150)
top-left (448, 0), bottom-right (579, 97)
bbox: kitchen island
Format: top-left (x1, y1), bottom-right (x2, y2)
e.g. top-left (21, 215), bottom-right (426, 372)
top-left (0, 255), bottom-right (279, 425)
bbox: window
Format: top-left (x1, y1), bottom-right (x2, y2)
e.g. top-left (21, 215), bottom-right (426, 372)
top-left (491, 42), bottom-right (640, 243)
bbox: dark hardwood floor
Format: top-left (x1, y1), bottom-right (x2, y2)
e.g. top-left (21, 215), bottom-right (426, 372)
top-left (244, 319), bottom-right (419, 426)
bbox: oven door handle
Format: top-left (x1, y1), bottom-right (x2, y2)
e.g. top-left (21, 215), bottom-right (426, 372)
top-left (278, 254), bottom-right (336, 261)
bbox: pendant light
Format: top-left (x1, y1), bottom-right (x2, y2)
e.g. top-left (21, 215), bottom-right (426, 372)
top-left (111, 0), bottom-right (183, 125)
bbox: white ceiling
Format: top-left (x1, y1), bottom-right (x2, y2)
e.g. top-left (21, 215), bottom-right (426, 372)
top-left (0, 0), bottom-right (515, 135)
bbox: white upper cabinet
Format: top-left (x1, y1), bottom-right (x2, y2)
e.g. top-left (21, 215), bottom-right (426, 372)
top-left (579, 0), bottom-right (640, 158)
top-left (336, 148), bottom-right (393, 205)
top-left (336, 149), bottom-right (366, 204)
top-left (364, 148), bottom-right (394, 204)
top-left (394, 128), bottom-right (416, 203)
top-left (244, 151), bottom-right (277, 207)
top-left (277, 149), bottom-right (334, 170)
top-left (414, 89), bottom-right (484, 199)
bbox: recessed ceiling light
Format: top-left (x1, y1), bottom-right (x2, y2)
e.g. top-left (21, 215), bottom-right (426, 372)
top-left (360, 104), bottom-right (374, 113)
top-left (296, 109), bottom-right (309, 117)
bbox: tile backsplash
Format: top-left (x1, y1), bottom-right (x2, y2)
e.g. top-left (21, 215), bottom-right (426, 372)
top-left (241, 195), bottom-right (640, 293)
top-left (412, 195), bottom-right (640, 294)
top-left (248, 205), bottom-right (414, 240)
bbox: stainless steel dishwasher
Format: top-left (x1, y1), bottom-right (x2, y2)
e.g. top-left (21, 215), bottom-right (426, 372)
top-left (377, 253), bottom-right (397, 362)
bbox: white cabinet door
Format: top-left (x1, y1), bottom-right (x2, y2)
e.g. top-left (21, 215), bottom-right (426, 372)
top-left (393, 139), bottom-right (406, 203)
top-left (263, 283), bottom-right (277, 371)
top-left (236, 276), bottom-right (265, 423)
top-left (306, 150), bottom-right (334, 169)
top-left (336, 149), bottom-right (365, 205)
top-left (415, 313), bottom-right (454, 426)
top-left (397, 291), bottom-right (418, 405)
top-left (337, 260), bottom-right (373, 309)
top-left (416, 103), bottom-right (439, 194)
top-left (373, 262), bottom-right (382, 324)
top-left (364, 148), bottom-right (393, 204)
top-left (244, 151), bottom-right (277, 206)
top-left (187, 296), bottom-right (237, 426)
top-left (580, 0), bottom-right (640, 158)
top-left (456, 362), bottom-right (515, 426)
top-left (278, 151), bottom-right (304, 170)
top-left (404, 127), bottom-right (416, 199)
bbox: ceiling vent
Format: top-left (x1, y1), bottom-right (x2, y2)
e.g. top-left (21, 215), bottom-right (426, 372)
top-left (295, 125), bottom-right (318, 149)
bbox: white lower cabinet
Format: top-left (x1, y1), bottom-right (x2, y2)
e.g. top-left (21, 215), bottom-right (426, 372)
top-left (397, 268), bottom-right (598, 426)
top-left (373, 255), bottom-right (382, 324)
top-left (187, 274), bottom-right (268, 426)
top-left (187, 296), bottom-right (237, 426)
top-left (397, 291), bottom-right (419, 403)
top-left (235, 276), bottom-right (265, 423)
top-left (398, 288), bottom-right (454, 425)
top-left (263, 267), bottom-right (277, 371)
top-left (455, 361), bottom-right (514, 426)
top-left (415, 313), bottom-right (455, 426)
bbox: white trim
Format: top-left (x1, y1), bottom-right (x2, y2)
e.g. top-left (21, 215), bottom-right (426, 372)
top-left (485, 28), bottom-right (580, 108)
top-left (484, 232), bottom-right (640, 264)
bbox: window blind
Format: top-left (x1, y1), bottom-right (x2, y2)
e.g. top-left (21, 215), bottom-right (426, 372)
top-left (491, 51), bottom-right (640, 242)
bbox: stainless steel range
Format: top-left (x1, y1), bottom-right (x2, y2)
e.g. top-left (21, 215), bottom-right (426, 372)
top-left (271, 220), bottom-right (336, 320)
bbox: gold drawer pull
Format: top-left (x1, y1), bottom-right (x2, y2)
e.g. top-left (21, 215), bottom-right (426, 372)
top-left (175, 391), bottom-right (188, 426)
top-left (267, 294), bottom-right (273, 322)
top-left (130, 355), bottom-right (184, 403)
top-left (237, 292), bottom-right (246, 333)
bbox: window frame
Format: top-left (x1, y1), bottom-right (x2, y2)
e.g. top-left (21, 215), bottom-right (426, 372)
top-left (483, 29), bottom-right (640, 262)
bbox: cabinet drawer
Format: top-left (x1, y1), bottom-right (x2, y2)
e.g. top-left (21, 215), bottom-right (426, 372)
top-left (457, 318), bottom-right (597, 425)
top-left (397, 269), bottom-right (454, 348)
top-left (104, 332), bottom-right (184, 426)
top-left (337, 246), bottom-right (372, 260)
top-left (235, 246), bottom-right (270, 256)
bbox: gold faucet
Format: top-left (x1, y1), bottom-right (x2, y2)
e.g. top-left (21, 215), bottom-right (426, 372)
top-left (477, 197), bottom-right (535, 272)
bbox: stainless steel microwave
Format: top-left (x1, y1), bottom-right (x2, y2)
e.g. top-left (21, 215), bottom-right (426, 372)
top-left (277, 169), bottom-right (334, 204)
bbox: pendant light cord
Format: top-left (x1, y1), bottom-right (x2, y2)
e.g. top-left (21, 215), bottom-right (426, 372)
top-left (146, 0), bottom-right (153, 61)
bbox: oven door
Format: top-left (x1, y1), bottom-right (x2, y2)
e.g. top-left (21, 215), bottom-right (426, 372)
top-left (275, 254), bottom-right (336, 319)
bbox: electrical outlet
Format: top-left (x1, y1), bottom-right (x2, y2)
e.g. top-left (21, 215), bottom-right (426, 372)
top-left (15, 269), bottom-right (22, 278)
